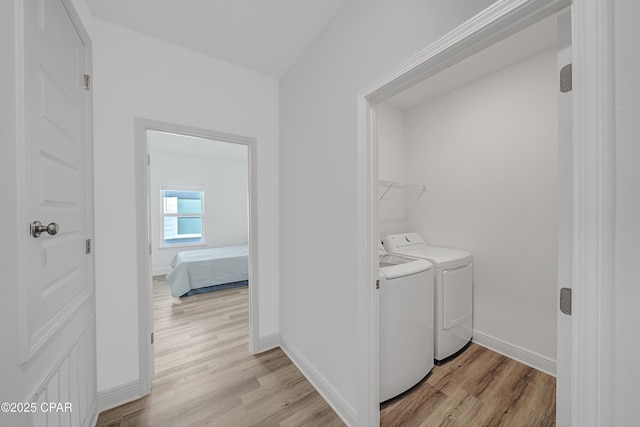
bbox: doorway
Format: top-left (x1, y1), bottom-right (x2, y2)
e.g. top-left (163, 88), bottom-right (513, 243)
top-left (376, 10), bottom-right (564, 425)
top-left (134, 119), bottom-right (260, 396)
top-left (357, 0), bottom-right (617, 425)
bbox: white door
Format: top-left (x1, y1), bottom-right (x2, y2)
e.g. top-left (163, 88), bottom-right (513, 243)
top-left (21, 0), bottom-right (96, 425)
top-left (555, 10), bottom-right (572, 427)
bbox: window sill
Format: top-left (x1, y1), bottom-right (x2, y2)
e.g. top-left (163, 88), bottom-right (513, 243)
top-left (159, 242), bottom-right (207, 250)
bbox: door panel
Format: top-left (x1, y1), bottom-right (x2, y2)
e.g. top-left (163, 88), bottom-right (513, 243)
top-left (24, 0), bottom-right (89, 359)
top-left (442, 263), bottom-right (473, 329)
top-left (18, 0), bottom-right (96, 425)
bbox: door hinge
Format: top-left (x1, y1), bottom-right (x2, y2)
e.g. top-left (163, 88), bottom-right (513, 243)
top-left (149, 244), bottom-right (152, 256)
top-left (150, 332), bottom-right (154, 345)
top-left (83, 74), bottom-right (91, 90)
top-left (85, 239), bottom-right (92, 254)
top-left (560, 64), bottom-right (572, 93)
top-left (560, 287), bottom-right (572, 315)
top-left (147, 154), bottom-right (150, 166)
top-left (376, 279), bottom-right (380, 290)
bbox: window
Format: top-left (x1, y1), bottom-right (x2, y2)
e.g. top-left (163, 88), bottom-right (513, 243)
top-left (161, 186), bottom-right (204, 247)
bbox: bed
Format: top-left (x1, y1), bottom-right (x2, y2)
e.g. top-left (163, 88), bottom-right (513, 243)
top-left (166, 245), bottom-right (248, 297)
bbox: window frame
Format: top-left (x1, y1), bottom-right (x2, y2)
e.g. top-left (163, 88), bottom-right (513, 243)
top-left (159, 184), bottom-right (205, 248)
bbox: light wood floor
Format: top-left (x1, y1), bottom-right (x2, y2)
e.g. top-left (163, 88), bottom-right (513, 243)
top-left (96, 279), bottom-right (344, 427)
top-left (381, 343), bottom-right (556, 427)
top-left (97, 278), bottom-right (555, 426)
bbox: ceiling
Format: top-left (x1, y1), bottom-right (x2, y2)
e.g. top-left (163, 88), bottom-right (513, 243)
top-left (85, 0), bottom-right (349, 78)
top-left (386, 13), bottom-right (559, 110)
top-left (148, 130), bottom-right (248, 161)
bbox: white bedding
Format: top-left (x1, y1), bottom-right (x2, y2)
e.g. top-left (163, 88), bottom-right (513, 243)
top-left (166, 245), bottom-right (248, 297)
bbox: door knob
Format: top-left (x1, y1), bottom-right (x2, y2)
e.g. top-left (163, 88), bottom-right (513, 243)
top-left (31, 221), bottom-right (59, 238)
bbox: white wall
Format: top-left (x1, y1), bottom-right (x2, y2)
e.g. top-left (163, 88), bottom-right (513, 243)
top-left (148, 133), bottom-right (248, 275)
top-left (88, 19), bottom-right (279, 394)
top-left (614, 0), bottom-right (640, 424)
top-left (279, 0), bottom-right (495, 421)
top-left (403, 50), bottom-right (558, 363)
top-left (377, 103), bottom-right (408, 239)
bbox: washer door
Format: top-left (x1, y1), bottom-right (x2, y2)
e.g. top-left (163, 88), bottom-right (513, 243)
top-left (442, 263), bottom-right (473, 330)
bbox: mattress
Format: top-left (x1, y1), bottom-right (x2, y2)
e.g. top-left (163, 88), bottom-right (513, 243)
top-left (166, 245), bottom-right (248, 297)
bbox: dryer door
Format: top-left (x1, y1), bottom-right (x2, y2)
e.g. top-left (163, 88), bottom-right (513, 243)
top-left (442, 263), bottom-right (473, 330)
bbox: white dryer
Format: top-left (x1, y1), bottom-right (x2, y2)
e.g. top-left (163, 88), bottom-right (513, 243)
top-left (378, 242), bottom-right (434, 402)
top-left (383, 233), bottom-right (473, 362)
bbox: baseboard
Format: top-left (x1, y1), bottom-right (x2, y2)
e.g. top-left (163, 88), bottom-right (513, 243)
top-left (97, 380), bottom-right (145, 413)
top-left (152, 267), bottom-right (172, 276)
top-left (280, 336), bottom-right (357, 427)
top-left (253, 332), bottom-right (280, 353)
top-left (472, 330), bottom-right (557, 376)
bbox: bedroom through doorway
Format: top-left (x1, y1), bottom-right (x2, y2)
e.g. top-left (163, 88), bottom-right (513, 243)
top-left (148, 129), bottom-right (251, 382)
top-left (148, 130), bottom-right (250, 295)
top-left (134, 119), bottom-right (261, 395)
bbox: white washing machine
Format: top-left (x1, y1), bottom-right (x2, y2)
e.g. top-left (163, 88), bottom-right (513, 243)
top-left (383, 233), bottom-right (473, 363)
top-left (378, 242), bottom-right (434, 402)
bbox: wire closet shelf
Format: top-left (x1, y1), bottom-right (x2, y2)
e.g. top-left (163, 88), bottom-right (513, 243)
top-left (378, 180), bottom-right (426, 202)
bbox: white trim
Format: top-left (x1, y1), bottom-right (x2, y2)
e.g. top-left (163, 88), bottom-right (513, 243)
top-left (473, 330), bottom-right (557, 377)
top-left (134, 118), bottom-right (262, 401)
top-left (570, 1), bottom-right (615, 426)
top-left (97, 380), bottom-right (144, 412)
top-left (254, 332), bottom-right (280, 353)
top-left (361, 0), bottom-right (570, 103)
top-left (356, 94), bottom-right (379, 427)
top-left (280, 338), bottom-right (357, 427)
top-left (152, 267), bottom-right (172, 276)
top-left (246, 134), bottom-right (260, 355)
top-left (133, 119), bottom-right (153, 398)
top-left (555, 10), bottom-right (573, 425)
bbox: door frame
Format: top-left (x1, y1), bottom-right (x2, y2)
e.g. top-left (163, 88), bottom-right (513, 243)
top-left (134, 118), bottom-right (260, 396)
top-left (356, 0), bottom-right (615, 426)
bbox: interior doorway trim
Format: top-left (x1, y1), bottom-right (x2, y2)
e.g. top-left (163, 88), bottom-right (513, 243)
top-left (134, 118), bottom-right (260, 397)
top-left (356, 0), bottom-right (615, 426)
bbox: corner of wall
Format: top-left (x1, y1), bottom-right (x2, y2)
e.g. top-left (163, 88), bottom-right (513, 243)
top-left (97, 380), bottom-right (145, 413)
top-left (254, 332), bottom-right (280, 354)
top-left (473, 330), bottom-right (557, 376)
top-left (279, 337), bottom-right (357, 426)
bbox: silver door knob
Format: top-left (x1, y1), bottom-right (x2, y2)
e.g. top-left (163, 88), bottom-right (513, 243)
top-left (31, 221), bottom-right (59, 238)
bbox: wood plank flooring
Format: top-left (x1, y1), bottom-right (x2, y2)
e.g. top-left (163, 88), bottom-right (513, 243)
top-left (381, 344), bottom-right (556, 427)
top-left (97, 277), bottom-right (555, 426)
top-left (96, 278), bottom-right (344, 427)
